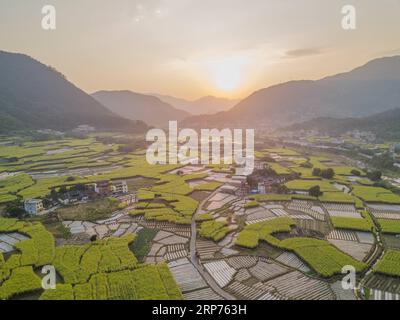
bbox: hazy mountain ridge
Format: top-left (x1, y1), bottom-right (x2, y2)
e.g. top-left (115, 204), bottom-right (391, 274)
top-left (181, 56), bottom-right (400, 129)
top-left (0, 51), bottom-right (148, 133)
top-left (154, 94), bottom-right (239, 115)
top-left (285, 108), bottom-right (400, 139)
top-left (92, 90), bottom-right (190, 127)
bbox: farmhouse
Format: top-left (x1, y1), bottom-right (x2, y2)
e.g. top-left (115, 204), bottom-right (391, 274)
top-left (117, 193), bottom-right (137, 205)
top-left (111, 180), bottom-right (128, 194)
top-left (94, 181), bottom-right (112, 196)
top-left (24, 199), bottom-right (44, 215)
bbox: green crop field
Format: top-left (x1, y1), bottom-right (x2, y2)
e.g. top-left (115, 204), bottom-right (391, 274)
top-left (352, 186), bottom-right (400, 204)
top-left (280, 238), bottom-right (366, 277)
top-left (267, 163), bottom-right (292, 175)
top-left (319, 192), bottom-right (364, 208)
top-left (332, 166), bottom-right (364, 176)
top-left (249, 194), bottom-right (317, 202)
top-left (291, 167), bottom-right (315, 179)
top-left (193, 181), bottom-right (223, 191)
top-left (244, 201), bottom-right (260, 209)
top-left (374, 250), bottom-right (400, 277)
top-left (330, 217), bottom-right (373, 232)
top-left (285, 179), bottom-right (337, 192)
top-left (378, 219), bottom-right (400, 234)
top-left (199, 220), bottom-right (230, 242)
top-left (0, 218), bottom-right (182, 300)
top-left (235, 217), bottom-right (366, 277)
top-left (195, 213), bottom-right (214, 222)
top-left (263, 148), bottom-right (300, 156)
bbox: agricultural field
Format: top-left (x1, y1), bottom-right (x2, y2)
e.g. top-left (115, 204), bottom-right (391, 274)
top-left (378, 219), bottom-right (400, 234)
top-left (330, 217), bottom-right (373, 232)
top-left (56, 198), bottom-right (121, 221)
top-left (0, 217), bottom-right (182, 300)
top-left (2, 135), bottom-right (400, 300)
top-left (374, 250), bottom-right (400, 277)
top-left (352, 186), bottom-right (400, 204)
top-left (235, 217), bottom-right (366, 277)
top-left (198, 220), bottom-right (231, 242)
top-left (285, 179), bottom-right (338, 192)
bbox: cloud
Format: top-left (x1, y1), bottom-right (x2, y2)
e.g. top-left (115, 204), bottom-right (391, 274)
top-left (284, 47), bottom-right (325, 59)
top-left (130, 0), bottom-right (165, 22)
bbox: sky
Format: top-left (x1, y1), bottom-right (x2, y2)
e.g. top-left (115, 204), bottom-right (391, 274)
top-left (0, 0), bottom-right (399, 100)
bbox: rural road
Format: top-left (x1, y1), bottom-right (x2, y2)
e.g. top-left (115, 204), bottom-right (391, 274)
top-left (189, 188), bottom-right (236, 300)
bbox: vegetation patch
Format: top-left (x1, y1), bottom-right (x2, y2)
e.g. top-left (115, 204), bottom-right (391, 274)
top-left (193, 182), bottom-right (223, 191)
top-left (352, 186), bottom-right (400, 204)
top-left (267, 163), bottom-right (292, 175)
top-left (378, 219), bottom-right (400, 234)
top-left (244, 201), bottom-right (260, 209)
top-left (0, 218), bottom-right (182, 300)
top-left (374, 250), bottom-right (400, 277)
top-left (56, 198), bottom-right (120, 221)
top-left (199, 220), bottom-right (230, 242)
top-left (330, 217), bottom-right (373, 232)
top-left (319, 192), bottom-right (364, 209)
top-left (130, 228), bottom-right (158, 262)
top-left (285, 179), bottom-right (337, 192)
top-left (235, 217), bottom-right (366, 277)
top-left (195, 213), bottom-right (214, 222)
top-left (264, 148), bottom-right (300, 156)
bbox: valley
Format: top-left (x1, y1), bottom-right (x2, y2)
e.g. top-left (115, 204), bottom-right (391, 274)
top-left (1, 131), bottom-right (400, 300)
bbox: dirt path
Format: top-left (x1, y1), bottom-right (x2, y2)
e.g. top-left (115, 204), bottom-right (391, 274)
top-left (189, 188), bottom-right (236, 300)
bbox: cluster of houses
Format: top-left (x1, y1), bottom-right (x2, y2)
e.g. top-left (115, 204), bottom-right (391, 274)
top-left (251, 160), bottom-right (294, 195)
top-left (24, 180), bottom-right (133, 215)
top-left (219, 175), bottom-right (249, 197)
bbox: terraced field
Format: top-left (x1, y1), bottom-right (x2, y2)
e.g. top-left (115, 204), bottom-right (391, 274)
top-left (0, 217), bottom-right (182, 300)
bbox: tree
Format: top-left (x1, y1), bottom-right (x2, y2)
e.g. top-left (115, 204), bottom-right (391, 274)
top-left (321, 168), bottom-right (335, 179)
top-left (300, 162), bottom-right (313, 168)
top-left (246, 176), bottom-right (258, 189)
top-left (276, 184), bottom-right (289, 194)
top-left (309, 185), bottom-right (323, 197)
top-left (71, 184), bottom-right (85, 192)
top-left (312, 168), bottom-right (322, 177)
top-left (66, 176), bottom-right (75, 182)
top-left (367, 170), bottom-right (382, 181)
top-left (6, 202), bottom-right (26, 219)
top-left (313, 167), bottom-right (335, 179)
top-left (50, 188), bottom-right (58, 201)
top-left (351, 169), bottom-right (361, 176)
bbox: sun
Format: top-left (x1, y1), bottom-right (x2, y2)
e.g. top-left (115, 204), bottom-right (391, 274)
top-left (204, 56), bottom-right (248, 92)
top-left (214, 62), bottom-right (242, 91)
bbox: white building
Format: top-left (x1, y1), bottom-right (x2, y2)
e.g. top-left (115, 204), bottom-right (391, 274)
top-left (117, 193), bottom-right (137, 205)
top-left (111, 181), bottom-right (128, 194)
top-left (258, 183), bottom-right (266, 194)
top-left (24, 199), bottom-right (44, 215)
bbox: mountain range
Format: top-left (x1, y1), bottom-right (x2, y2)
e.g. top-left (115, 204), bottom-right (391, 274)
top-left (92, 90), bottom-right (190, 127)
top-left (182, 56), bottom-right (400, 129)
top-left (153, 94), bottom-right (239, 115)
top-left (1, 50), bottom-right (400, 136)
top-left (0, 51), bottom-right (148, 133)
top-left (285, 108), bottom-right (400, 139)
